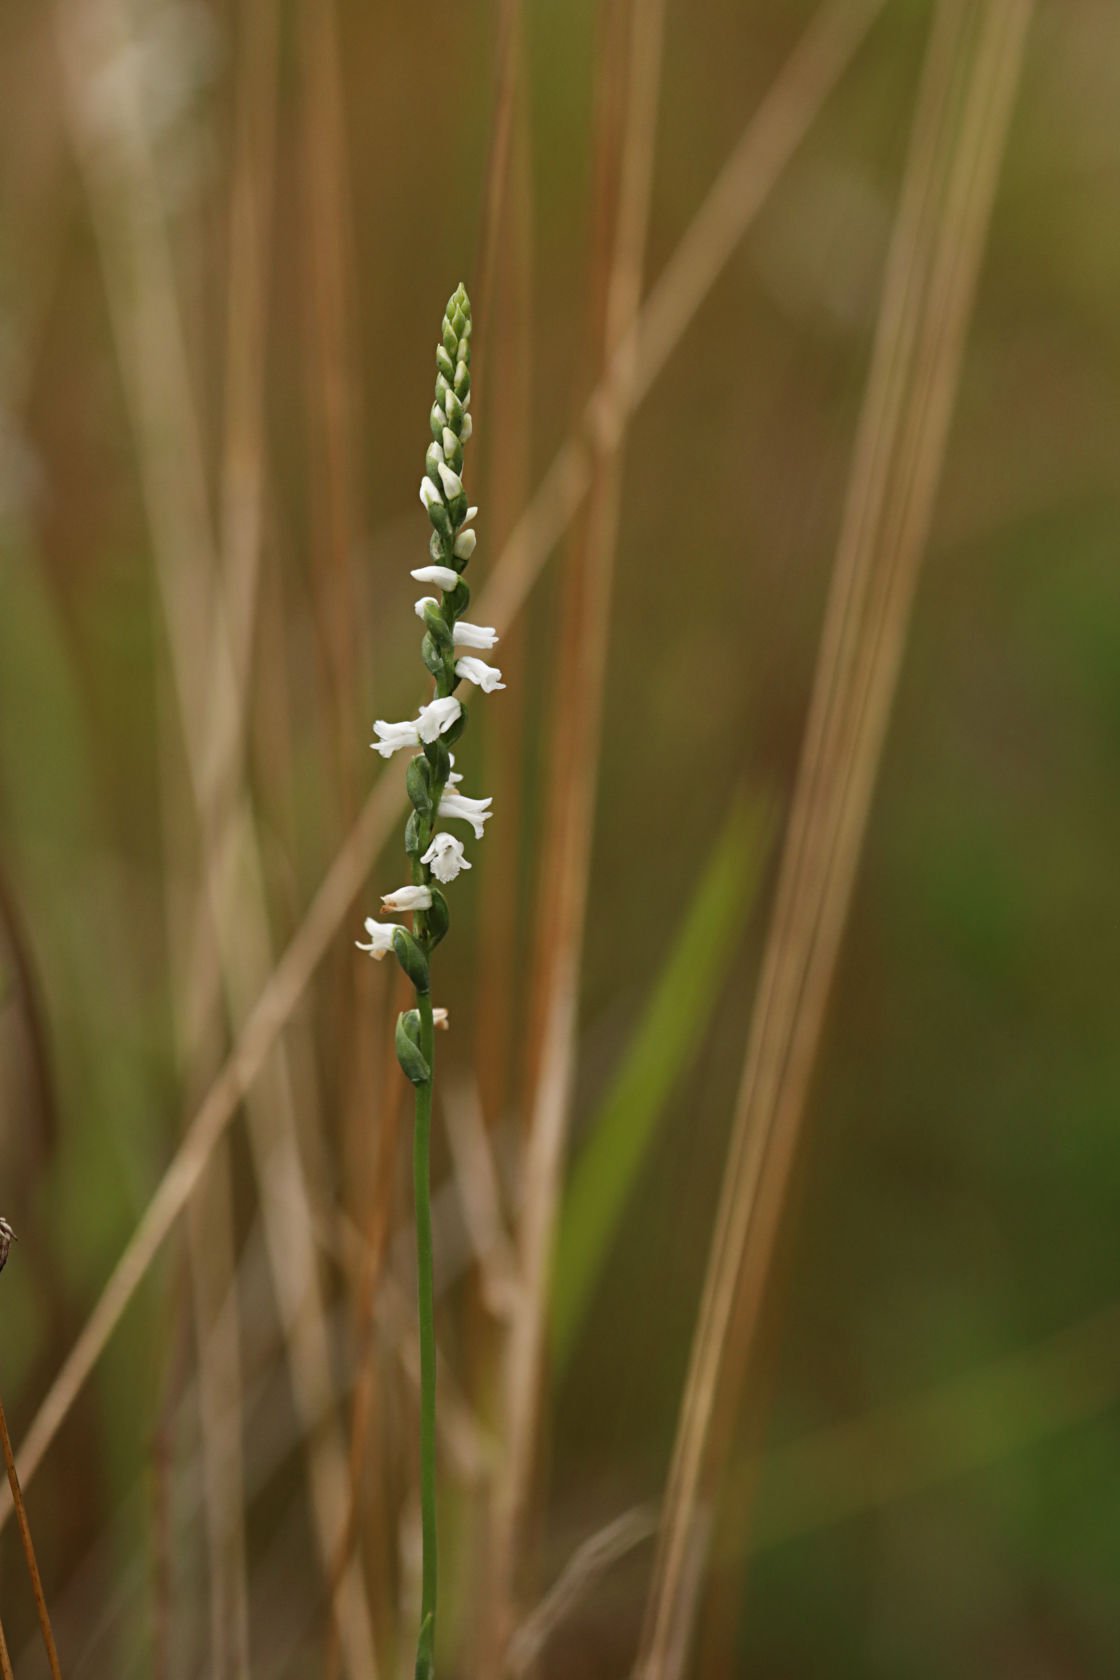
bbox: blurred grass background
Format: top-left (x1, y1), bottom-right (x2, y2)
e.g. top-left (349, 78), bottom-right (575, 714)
top-left (1, 0), bottom-right (1119, 1675)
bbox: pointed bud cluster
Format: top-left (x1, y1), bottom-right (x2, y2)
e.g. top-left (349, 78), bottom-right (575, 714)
top-left (359, 284), bottom-right (507, 1074)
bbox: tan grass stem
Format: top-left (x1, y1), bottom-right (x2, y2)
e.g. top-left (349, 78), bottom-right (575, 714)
top-left (50, 3), bottom-right (379, 1674)
top-left (0, 1389), bottom-right (63, 1680)
top-left (10, 0), bottom-right (882, 1530)
top-left (487, 0), bottom-right (668, 1658)
top-left (632, 4), bottom-right (1034, 1675)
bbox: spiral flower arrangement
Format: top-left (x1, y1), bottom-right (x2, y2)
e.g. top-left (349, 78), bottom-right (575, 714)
top-left (357, 283), bottom-right (499, 1679)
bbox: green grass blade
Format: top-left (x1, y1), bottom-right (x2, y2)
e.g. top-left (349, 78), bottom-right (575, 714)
top-left (550, 791), bottom-right (771, 1376)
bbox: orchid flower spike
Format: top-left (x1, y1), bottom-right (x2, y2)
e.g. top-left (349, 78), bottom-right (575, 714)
top-left (357, 283), bottom-right (491, 1680)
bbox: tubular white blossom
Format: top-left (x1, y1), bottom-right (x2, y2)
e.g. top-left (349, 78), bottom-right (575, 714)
top-left (455, 656), bottom-right (505, 692)
top-left (420, 832), bottom-right (471, 883)
top-left (460, 414), bottom-right (473, 441)
top-left (373, 717), bottom-right (420, 758)
top-left (356, 918), bottom-right (403, 959)
top-left (414, 596), bottom-right (439, 621)
top-left (452, 619), bottom-right (498, 650)
top-left (418, 478), bottom-right (442, 511)
top-left (452, 528), bottom-right (476, 560)
top-left (437, 462), bottom-right (463, 501)
top-left (411, 565), bottom-right (460, 590)
top-left (437, 790), bottom-right (493, 839)
top-left (417, 695), bottom-right (462, 741)
top-left (381, 884), bottom-right (433, 913)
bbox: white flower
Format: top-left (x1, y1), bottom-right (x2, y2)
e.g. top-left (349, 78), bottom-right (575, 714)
top-left (417, 696), bottom-right (461, 741)
top-left (459, 413), bottom-right (473, 441)
top-left (453, 528), bottom-right (476, 560)
top-left (452, 619), bottom-right (497, 650)
top-left (411, 565), bottom-right (460, 590)
top-left (432, 1007), bottom-right (450, 1030)
top-left (437, 462), bottom-right (463, 501)
top-left (372, 717), bottom-right (420, 758)
top-left (421, 832), bottom-right (471, 883)
top-left (381, 884), bottom-right (433, 913)
top-left (462, 505), bottom-right (478, 525)
top-left (437, 791), bottom-right (493, 839)
top-left (455, 657), bottom-right (505, 693)
top-left (419, 478), bottom-right (443, 511)
top-left (414, 596), bottom-right (439, 621)
top-left (356, 918), bottom-right (403, 960)
top-left (446, 753), bottom-right (462, 787)
top-left (441, 428), bottom-right (460, 458)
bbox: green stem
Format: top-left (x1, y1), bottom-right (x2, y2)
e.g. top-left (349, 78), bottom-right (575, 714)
top-left (414, 987), bottom-right (438, 1672)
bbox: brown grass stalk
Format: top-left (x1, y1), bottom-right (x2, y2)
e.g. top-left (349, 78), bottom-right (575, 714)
top-left (0, 1388), bottom-right (63, 1680)
top-left (8, 0), bottom-right (880, 1535)
top-left (50, 4), bottom-right (379, 1674)
top-left (632, 4), bottom-right (1035, 1675)
top-left (475, 4), bottom-right (535, 1133)
top-left (485, 0), bottom-right (668, 1661)
top-left (298, 0), bottom-right (363, 811)
top-left (177, 4), bottom-right (280, 1671)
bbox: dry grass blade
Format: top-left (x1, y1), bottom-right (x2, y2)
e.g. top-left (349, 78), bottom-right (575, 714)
top-left (508, 1506), bottom-right (657, 1678)
top-left (511, 1288), bottom-right (1120, 1675)
top-left (47, 3), bottom-right (379, 1674)
top-left (487, 0), bottom-right (668, 1657)
top-left (632, 3), bottom-right (1035, 1676)
top-left (0, 1612), bottom-right (13, 1680)
top-left (481, 0), bottom-right (889, 637)
top-left (0, 1389), bottom-right (63, 1680)
top-left (178, 4), bottom-right (280, 1671)
top-left (8, 0), bottom-right (881, 1524)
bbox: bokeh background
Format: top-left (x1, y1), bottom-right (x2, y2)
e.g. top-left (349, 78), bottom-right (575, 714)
top-left (1, 0), bottom-right (1119, 1675)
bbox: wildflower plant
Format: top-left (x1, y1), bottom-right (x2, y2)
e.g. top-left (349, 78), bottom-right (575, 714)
top-left (358, 284), bottom-right (500, 1679)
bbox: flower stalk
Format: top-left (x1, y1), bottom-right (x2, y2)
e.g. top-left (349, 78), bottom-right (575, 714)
top-left (359, 284), bottom-right (499, 1680)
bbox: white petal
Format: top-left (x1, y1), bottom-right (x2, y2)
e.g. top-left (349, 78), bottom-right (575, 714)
top-left (453, 528), bottom-right (477, 560)
top-left (437, 791), bottom-right (493, 839)
top-left (380, 884), bottom-right (433, 913)
top-left (410, 565), bottom-right (461, 590)
top-left (420, 831), bottom-right (471, 883)
top-left (437, 462), bottom-right (463, 501)
top-left (460, 413), bottom-right (473, 441)
top-left (356, 918), bottom-right (402, 959)
top-left (372, 718), bottom-right (420, 759)
top-left (455, 656), bottom-right (505, 693)
top-left (419, 478), bottom-right (442, 510)
top-left (417, 696), bottom-right (462, 742)
top-left (414, 596), bottom-right (439, 621)
top-left (452, 619), bottom-right (497, 650)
